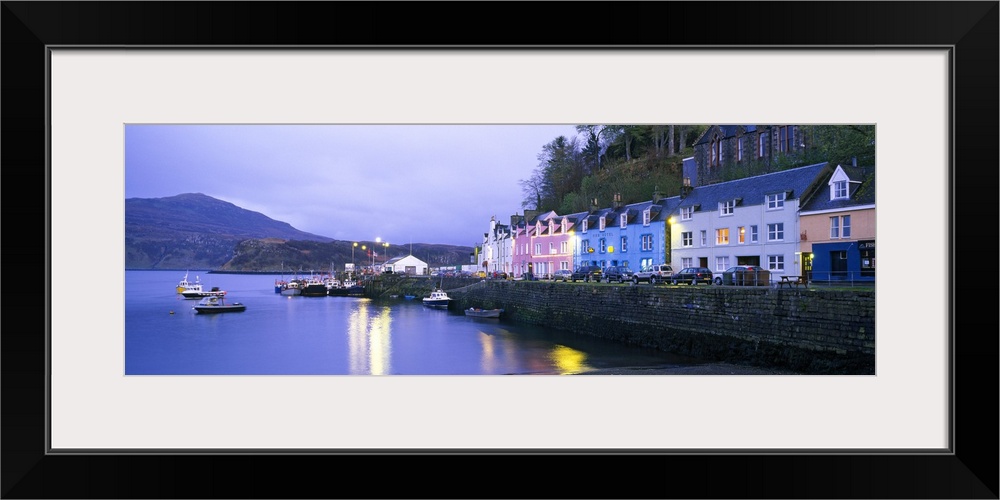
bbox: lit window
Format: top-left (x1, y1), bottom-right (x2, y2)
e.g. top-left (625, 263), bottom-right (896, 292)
top-left (767, 223), bottom-right (784, 241)
top-left (767, 193), bottom-right (785, 209)
top-left (768, 255), bottom-right (785, 271)
top-left (716, 228), bottom-right (730, 245)
top-left (738, 226), bottom-right (745, 244)
top-left (682, 231), bottom-right (693, 247)
top-left (680, 207), bottom-right (693, 220)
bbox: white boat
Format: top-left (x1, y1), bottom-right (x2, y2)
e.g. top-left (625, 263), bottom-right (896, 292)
top-left (176, 272), bottom-right (202, 294)
top-left (193, 295), bottom-right (246, 314)
top-left (422, 289), bottom-right (452, 309)
top-left (181, 286), bottom-right (227, 300)
top-left (280, 280), bottom-right (302, 296)
top-left (464, 307), bottom-right (502, 318)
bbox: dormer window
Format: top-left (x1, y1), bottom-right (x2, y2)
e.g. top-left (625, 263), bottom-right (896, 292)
top-left (620, 213), bottom-right (627, 228)
top-left (833, 180), bottom-right (848, 199)
top-left (599, 217), bottom-right (605, 231)
top-left (642, 208), bottom-right (650, 226)
top-left (548, 220), bottom-right (554, 234)
top-left (561, 219), bottom-right (567, 233)
top-left (582, 220), bottom-right (588, 233)
top-left (766, 192), bottom-right (786, 209)
top-left (680, 206), bottom-right (693, 221)
top-left (720, 200), bottom-right (735, 216)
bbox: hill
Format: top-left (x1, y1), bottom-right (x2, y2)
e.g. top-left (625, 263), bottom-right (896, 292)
top-left (125, 193), bottom-right (472, 271)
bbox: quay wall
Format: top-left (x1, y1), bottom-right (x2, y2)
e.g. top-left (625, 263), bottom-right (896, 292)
top-left (442, 280), bottom-right (875, 375)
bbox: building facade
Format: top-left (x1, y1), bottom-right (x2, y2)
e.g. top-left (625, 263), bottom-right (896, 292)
top-left (798, 164), bottom-right (876, 282)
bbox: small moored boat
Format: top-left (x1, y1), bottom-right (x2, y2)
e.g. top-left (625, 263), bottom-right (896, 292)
top-left (181, 286), bottom-right (227, 299)
top-left (422, 289), bottom-right (451, 309)
top-left (464, 307), bottom-right (503, 318)
top-left (176, 272), bottom-right (202, 294)
top-left (193, 295), bottom-right (246, 314)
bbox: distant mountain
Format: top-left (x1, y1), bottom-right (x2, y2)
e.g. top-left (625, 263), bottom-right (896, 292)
top-left (125, 193), bottom-right (472, 271)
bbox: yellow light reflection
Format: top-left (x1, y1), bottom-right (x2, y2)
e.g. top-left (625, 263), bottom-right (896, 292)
top-left (346, 300), bottom-right (394, 375)
top-left (548, 345), bottom-right (593, 374)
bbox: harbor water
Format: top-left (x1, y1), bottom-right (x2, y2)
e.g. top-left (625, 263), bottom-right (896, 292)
top-left (126, 270), bottom-right (713, 375)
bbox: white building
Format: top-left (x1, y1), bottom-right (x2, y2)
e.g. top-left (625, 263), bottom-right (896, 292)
top-left (480, 215), bottom-right (513, 275)
top-left (381, 255), bottom-right (428, 275)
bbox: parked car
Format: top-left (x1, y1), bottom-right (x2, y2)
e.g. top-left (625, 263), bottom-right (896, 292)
top-left (632, 264), bottom-right (673, 285)
top-left (552, 269), bottom-right (573, 282)
top-left (571, 265), bottom-right (603, 282)
top-left (603, 265), bottom-right (634, 283)
top-left (718, 265), bottom-right (768, 286)
top-left (670, 267), bottom-right (715, 285)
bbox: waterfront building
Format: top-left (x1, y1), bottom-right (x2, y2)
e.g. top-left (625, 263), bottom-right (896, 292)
top-left (480, 216), bottom-right (513, 276)
top-left (382, 255), bottom-right (429, 275)
top-left (568, 190), bottom-right (679, 273)
top-left (669, 161), bottom-right (832, 282)
top-left (692, 125), bottom-right (807, 187)
top-left (797, 163), bottom-right (876, 282)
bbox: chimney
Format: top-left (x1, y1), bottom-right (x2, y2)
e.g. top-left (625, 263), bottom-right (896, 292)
top-left (613, 192), bottom-right (623, 209)
top-left (652, 185), bottom-right (662, 204)
top-left (680, 177), bottom-right (693, 198)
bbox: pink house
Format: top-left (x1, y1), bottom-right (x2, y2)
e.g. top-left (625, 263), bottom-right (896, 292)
top-left (511, 211), bottom-right (576, 279)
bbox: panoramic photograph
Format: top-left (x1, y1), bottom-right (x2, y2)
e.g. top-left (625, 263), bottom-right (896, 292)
top-left (124, 124), bottom-right (876, 376)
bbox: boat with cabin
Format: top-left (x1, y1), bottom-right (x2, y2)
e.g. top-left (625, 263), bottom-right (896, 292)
top-left (422, 289), bottom-right (452, 309)
top-left (193, 295), bottom-right (246, 314)
top-left (176, 272), bottom-right (202, 294)
top-left (181, 286), bottom-right (227, 300)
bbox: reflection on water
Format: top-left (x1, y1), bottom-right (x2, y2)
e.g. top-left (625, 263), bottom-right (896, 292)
top-left (347, 301), bottom-right (393, 375)
top-left (549, 345), bottom-right (593, 375)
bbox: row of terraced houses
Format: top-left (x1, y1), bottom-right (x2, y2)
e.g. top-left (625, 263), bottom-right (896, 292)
top-left (477, 125), bottom-right (876, 284)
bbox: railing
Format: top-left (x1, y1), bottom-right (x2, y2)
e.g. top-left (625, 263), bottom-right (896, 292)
top-left (805, 270), bottom-right (875, 287)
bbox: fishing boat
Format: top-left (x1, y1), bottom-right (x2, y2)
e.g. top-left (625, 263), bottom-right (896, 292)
top-left (422, 289), bottom-right (451, 309)
top-left (176, 272), bottom-right (202, 294)
top-left (193, 295), bottom-right (246, 314)
top-left (300, 277), bottom-right (328, 297)
top-left (279, 279), bottom-right (303, 296)
top-left (181, 286), bottom-right (227, 300)
top-left (464, 307), bottom-right (503, 318)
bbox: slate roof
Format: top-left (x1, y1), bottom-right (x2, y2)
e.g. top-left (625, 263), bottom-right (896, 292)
top-left (694, 125), bottom-right (758, 145)
top-left (800, 165), bottom-right (876, 212)
top-left (676, 162), bottom-right (831, 211)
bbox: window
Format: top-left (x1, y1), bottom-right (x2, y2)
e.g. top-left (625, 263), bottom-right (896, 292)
top-left (560, 241), bottom-right (568, 254)
top-left (700, 230), bottom-right (707, 246)
top-left (620, 213), bottom-right (627, 228)
top-left (581, 239), bottom-right (590, 253)
top-left (830, 215), bottom-right (852, 238)
top-left (643, 208), bottom-right (650, 226)
top-left (599, 238), bottom-right (606, 253)
top-left (768, 255), bottom-right (785, 271)
top-left (737, 137), bottom-right (744, 161)
top-left (599, 217), bottom-right (606, 231)
top-left (641, 234), bottom-right (653, 251)
top-left (737, 226), bottom-right (745, 244)
top-left (680, 206), bottom-right (693, 220)
top-left (534, 243), bottom-right (540, 255)
top-left (549, 242), bottom-right (555, 254)
top-left (767, 223), bottom-right (784, 241)
top-left (548, 220), bottom-right (554, 234)
top-left (720, 200), bottom-right (735, 216)
top-left (750, 225), bottom-right (758, 243)
top-left (710, 136), bottom-right (720, 167)
top-left (560, 261), bottom-right (569, 271)
top-left (758, 133), bottom-right (767, 158)
top-left (620, 236), bottom-right (628, 252)
top-left (716, 228), bottom-right (730, 245)
top-left (716, 256), bottom-right (730, 272)
top-left (561, 219), bottom-right (567, 233)
top-left (682, 257), bottom-right (693, 268)
top-left (682, 231), bottom-right (693, 247)
top-left (833, 180), bottom-right (848, 199)
top-left (582, 220), bottom-right (588, 232)
top-left (777, 126), bottom-right (795, 152)
top-left (767, 193), bottom-right (785, 209)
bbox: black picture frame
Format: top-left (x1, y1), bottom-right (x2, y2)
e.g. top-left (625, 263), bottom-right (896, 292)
top-left (3, 2), bottom-right (996, 498)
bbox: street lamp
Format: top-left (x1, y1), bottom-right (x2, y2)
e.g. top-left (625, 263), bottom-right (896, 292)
top-left (361, 245), bottom-right (367, 274)
top-left (382, 242), bottom-right (390, 270)
top-left (352, 242), bottom-right (358, 269)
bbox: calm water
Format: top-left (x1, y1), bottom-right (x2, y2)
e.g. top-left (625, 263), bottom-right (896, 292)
top-left (125, 270), bottom-right (705, 375)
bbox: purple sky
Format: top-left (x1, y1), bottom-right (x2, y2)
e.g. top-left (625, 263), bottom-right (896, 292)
top-left (125, 124), bottom-right (580, 247)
